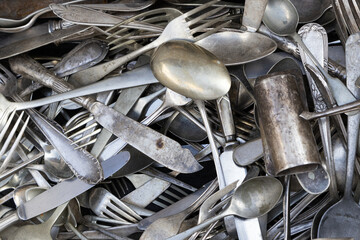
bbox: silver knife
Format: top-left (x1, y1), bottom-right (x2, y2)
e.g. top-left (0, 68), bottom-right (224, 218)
top-left (0, 151), bottom-right (130, 232)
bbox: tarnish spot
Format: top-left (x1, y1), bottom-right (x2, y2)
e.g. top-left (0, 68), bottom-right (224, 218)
top-left (156, 138), bottom-right (164, 149)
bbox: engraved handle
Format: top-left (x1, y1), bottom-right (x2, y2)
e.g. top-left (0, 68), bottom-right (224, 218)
top-left (9, 54), bottom-right (95, 109)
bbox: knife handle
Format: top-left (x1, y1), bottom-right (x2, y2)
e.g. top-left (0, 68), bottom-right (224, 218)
top-left (0, 211), bottom-right (19, 232)
top-left (9, 54), bottom-right (95, 109)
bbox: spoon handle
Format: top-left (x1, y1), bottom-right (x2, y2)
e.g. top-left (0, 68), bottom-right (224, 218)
top-left (291, 33), bottom-right (356, 106)
top-left (13, 65), bottom-right (158, 111)
top-left (195, 100), bottom-right (225, 187)
top-left (168, 213), bottom-right (226, 240)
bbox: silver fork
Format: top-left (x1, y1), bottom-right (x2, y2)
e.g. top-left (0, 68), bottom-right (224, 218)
top-left (0, 111), bottom-right (29, 172)
top-left (69, 0), bottom-right (231, 84)
top-left (89, 187), bottom-right (142, 224)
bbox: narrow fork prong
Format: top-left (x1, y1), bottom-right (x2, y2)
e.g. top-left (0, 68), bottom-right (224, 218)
top-left (106, 8), bottom-right (169, 34)
top-left (74, 139), bottom-right (97, 150)
top-left (107, 28), bottom-right (131, 42)
top-left (182, 0), bottom-right (221, 19)
top-left (194, 20), bottom-right (232, 42)
top-left (0, 116), bottom-right (29, 172)
top-left (158, 194), bottom-right (175, 205)
top-left (164, 190), bottom-right (182, 201)
top-left (0, 110), bottom-right (16, 143)
top-left (0, 111), bottom-right (25, 158)
top-left (68, 122), bottom-right (98, 140)
top-left (152, 200), bottom-right (169, 209)
top-left (190, 13), bottom-right (230, 35)
top-left (65, 116), bottom-right (94, 134)
top-left (170, 185), bottom-right (189, 197)
top-left (101, 207), bottom-right (129, 222)
top-left (107, 201), bottom-right (138, 223)
top-left (110, 197), bottom-right (142, 221)
top-left (71, 129), bottom-right (101, 145)
top-left (111, 40), bottom-right (137, 51)
top-left (187, 6), bottom-right (226, 26)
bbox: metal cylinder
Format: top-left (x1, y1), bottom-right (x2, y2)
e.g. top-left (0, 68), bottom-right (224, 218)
top-left (254, 72), bottom-right (321, 176)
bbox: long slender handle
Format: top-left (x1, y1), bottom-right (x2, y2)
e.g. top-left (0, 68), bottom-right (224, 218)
top-left (0, 211), bottom-right (19, 232)
top-left (15, 65), bottom-right (158, 111)
top-left (69, 41), bottom-right (156, 85)
top-left (257, 25), bottom-right (347, 81)
top-left (168, 213), bottom-right (226, 240)
top-left (195, 100), bottom-right (225, 188)
top-left (9, 54), bottom-right (95, 109)
top-left (291, 33), bottom-right (356, 106)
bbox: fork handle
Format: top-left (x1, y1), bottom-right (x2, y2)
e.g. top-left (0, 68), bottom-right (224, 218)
top-left (9, 54), bottom-right (95, 109)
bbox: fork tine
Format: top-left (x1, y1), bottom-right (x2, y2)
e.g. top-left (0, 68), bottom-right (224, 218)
top-left (182, 0), bottom-right (221, 18)
top-left (107, 202), bottom-right (138, 223)
top-left (0, 116), bottom-right (29, 172)
top-left (74, 138), bottom-right (97, 150)
top-left (194, 20), bottom-right (232, 42)
top-left (152, 200), bottom-right (169, 209)
top-left (71, 129), bottom-right (100, 145)
top-left (65, 115), bottom-right (94, 134)
top-left (170, 185), bottom-right (189, 197)
top-left (109, 32), bottom-right (135, 47)
top-left (101, 207), bottom-right (129, 222)
top-left (106, 8), bottom-right (169, 34)
top-left (164, 190), bottom-right (182, 201)
top-left (158, 194), bottom-right (175, 205)
top-left (110, 197), bottom-right (142, 221)
top-left (110, 40), bottom-right (137, 51)
top-left (107, 28), bottom-right (131, 41)
top-left (68, 122), bottom-right (98, 140)
top-left (0, 110), bottom-right (16, 143)
top-left (0, 111), bottom-right (24, 158)
top-left (190, 13), bottom-right (230, 34)
top-left (187, 6), bottom-right (226, 26)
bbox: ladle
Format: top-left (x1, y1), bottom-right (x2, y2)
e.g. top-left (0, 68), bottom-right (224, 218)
top-left (316, 33), bottom-right (360, 239)
top-left (167, 177), bottom-right (283, 240)
top-left (262, 0), bottom-right (356, 106)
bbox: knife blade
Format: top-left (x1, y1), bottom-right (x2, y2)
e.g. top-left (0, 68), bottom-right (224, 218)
top-left (0, 151), bottom-right (130, 231)
top-left (10, 55), bottom-right (203, 174)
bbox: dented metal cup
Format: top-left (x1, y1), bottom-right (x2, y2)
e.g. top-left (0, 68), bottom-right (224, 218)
top-left (254, 72), bottom-right (321, 176)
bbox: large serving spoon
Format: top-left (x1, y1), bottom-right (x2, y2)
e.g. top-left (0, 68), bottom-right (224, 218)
top-left (262, 0), bottom-right (356, 106)
top-left (151, 39), bottom-right (230, 186)
top-left (289, 0), bottom-right (331, 23)
top-left (167, 176), bottom-right (282, 240)
top-left (316, 33), bottom-right (360, 239)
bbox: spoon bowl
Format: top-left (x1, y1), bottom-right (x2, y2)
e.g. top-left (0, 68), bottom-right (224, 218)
top-left (263, 0), bottom-right (298, 36)
top-left (196, 31), bottom-right (277, 65)
top-left (230, 176), bottom-right (283, 218)
top-left (167, 176), bottom-right (283, 239)
top-left (151, 40), bottom-right (231, 100)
